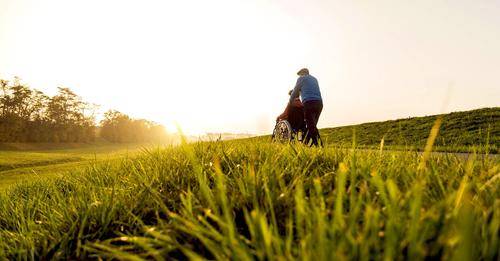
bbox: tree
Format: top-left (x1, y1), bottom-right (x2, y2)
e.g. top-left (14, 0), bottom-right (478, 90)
top-left (0, 78), bottom-right (97, 143)
top-left (47, 87), bottom-right (96, 142)
top-left (0, 77), bottom-right (163, 144)
top-left (100, 110), bottom-right (167, 143)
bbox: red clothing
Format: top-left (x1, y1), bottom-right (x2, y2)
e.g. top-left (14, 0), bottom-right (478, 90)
top-left (277, 98), bottom-right (303, 121)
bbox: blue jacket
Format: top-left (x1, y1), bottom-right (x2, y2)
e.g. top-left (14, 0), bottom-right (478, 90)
top-left (289, 75), bottom-right (322, 104)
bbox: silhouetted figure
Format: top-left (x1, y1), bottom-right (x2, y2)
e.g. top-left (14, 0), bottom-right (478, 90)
top-left (289, 68), bottom-right (323, 146)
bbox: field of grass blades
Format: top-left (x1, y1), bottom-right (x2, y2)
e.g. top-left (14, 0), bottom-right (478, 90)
top-left (0, 140), bottom-right (498, 260)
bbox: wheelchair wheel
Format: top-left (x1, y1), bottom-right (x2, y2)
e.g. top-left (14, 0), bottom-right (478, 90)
top-left (273, 120), bottom-right (292, 142)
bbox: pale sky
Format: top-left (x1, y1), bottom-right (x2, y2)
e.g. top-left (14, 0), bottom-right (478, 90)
top-left (1, 0), bottom-right (499, 135)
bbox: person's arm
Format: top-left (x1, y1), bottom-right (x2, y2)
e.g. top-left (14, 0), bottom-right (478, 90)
top-left (289, 77), bottom-right (303, 104)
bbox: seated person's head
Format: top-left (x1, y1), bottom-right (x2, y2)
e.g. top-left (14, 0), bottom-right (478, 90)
top-left (297, 68), bottom-right (309, 76)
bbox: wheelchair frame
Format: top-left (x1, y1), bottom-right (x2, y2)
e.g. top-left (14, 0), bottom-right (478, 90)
top-left (272, 119), bottom-right (324, 146)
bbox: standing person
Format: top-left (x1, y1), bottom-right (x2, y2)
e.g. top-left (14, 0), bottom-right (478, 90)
top-left (289, 68), bottom-right (323, 146)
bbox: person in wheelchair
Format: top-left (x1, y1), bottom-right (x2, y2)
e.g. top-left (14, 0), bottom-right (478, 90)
top-left (274, 90), bottom-right (307, 141)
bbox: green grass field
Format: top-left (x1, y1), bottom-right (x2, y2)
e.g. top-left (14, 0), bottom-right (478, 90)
top-left (0, 143), bottom-right (157, 190)
top-left (0, 109), bottom-right (498, 259)
top-left (320, 107), bottom-right (499, 153)
top-left (0, 138), bottom-right (498, 259)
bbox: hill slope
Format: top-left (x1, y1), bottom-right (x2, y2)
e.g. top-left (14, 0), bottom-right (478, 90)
top-left (320, 107), bottom-right (499, 152)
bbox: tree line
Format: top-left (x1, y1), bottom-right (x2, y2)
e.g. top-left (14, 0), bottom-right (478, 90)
top-left (100, 110), bottom-right (167, 143)
top-left (0, 77), bottom-right (167, 143)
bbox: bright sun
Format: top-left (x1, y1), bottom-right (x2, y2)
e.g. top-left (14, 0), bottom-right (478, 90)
top-left (1, 0), bottom-right (500, 135)
top-left (0, 0), bottom-right (314, 135)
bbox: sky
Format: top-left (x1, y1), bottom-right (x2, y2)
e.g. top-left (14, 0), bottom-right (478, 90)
top-left (1, 0), bottom-right (499, 135)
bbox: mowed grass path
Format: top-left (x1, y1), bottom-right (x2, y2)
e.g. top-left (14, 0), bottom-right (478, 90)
top-left (0, 140), bottom-right (498, 260)
top-left (0, 143), bottom-right (157, 190)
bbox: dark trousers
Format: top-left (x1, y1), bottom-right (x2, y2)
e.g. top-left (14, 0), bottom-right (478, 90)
top-left (303, 100), bottom-right (323, 146)
top-left (288, 106), bottom-right (306, 132)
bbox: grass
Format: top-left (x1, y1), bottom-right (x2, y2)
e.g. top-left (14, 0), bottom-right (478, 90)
top-left (0, 142), bottom-right (156, 190)
top-left (0, 151), bottom-right (83, 171)
top-left (320, 107), bottom-right (499, 153)
top-left (0, 139), bottom-right (498, 259)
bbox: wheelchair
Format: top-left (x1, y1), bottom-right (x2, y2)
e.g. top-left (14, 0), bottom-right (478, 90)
top-left (272, 119), bottom-right (306, 142)
top-left (272, 103), bottom-right (324, 145)
top-left (272, 119), bottom-right (324, 146)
